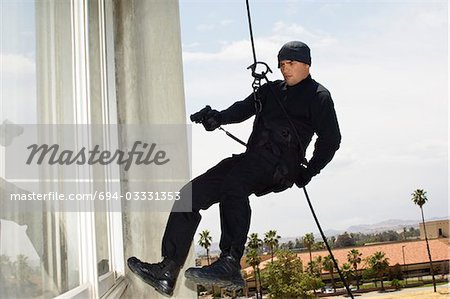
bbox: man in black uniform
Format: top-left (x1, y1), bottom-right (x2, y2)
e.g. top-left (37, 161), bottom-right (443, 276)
top-left (127, 41), bottom-right (341, 297)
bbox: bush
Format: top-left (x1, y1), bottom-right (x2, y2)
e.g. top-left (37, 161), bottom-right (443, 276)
top-left (391, 279), bottom-right (403, 290)
top-left (388, 263), bottom-right (403, 280)
top-left (263, 250), bottom-right (322, 299)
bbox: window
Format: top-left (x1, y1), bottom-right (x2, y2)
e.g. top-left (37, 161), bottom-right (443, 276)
top-left (1, 0), bottom-right (124, 298)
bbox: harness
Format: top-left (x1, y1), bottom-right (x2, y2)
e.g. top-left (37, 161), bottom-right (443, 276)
top-left (243, 1), bottom-right (355, 298)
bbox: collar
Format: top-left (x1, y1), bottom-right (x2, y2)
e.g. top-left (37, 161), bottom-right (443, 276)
top-left (284, 74), bottom-right (312, 90)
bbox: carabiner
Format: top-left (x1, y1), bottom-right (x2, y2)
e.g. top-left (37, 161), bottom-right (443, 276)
top-left (247, 61), bottom-right (272, 80)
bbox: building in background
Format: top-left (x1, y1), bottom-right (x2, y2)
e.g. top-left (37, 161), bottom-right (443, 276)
top-left (420, 219), bottom-right (449, 240)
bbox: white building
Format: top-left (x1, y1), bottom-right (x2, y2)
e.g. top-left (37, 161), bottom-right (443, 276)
top-left (1, 1), bottom-right (195, 298)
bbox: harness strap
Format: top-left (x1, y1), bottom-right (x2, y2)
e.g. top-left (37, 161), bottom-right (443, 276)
top-left (244, 1), bottom-right (354, 298)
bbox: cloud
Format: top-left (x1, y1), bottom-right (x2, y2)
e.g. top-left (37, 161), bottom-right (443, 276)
top-left (182, 20), bottom-right (339, 65)
top-left (220, 19), bottom-right (234, 26)
top-left (183, 40), bottom-right (252, 62)
top-left (182, 2), bottom-right (448, 237)
top-left (182, 42), bottom-right (201, 50)
top-left (196, 24), bottom-right (215, 31)
top-left (0, 53), bottom-right (35, 75)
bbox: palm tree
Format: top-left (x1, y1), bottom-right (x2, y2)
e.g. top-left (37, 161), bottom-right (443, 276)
top-left (247, 233), bottom-right (263, 299)
top-left (367, 251), bottom-right (389, 291)
top-left (347, 249), bottom-right (362, 290)
top-left (264, 230), bottom-right (280, 263)
top-left (246, 248), bottom-right (262, 299)
top-left (342, 263), bottom-right (354, 286)
top-left (247, 233), bottom-right (263, 251)
top-left (198, 230), bottom-right (212, 265)
top-left (411, 189), bottom-right (437, 292)
top-left (303, 233), bottom-right (315, 266)
top-left (323, 255), bottom-right (337, 292)
top-left (314, 255), bottom-right (323, 279)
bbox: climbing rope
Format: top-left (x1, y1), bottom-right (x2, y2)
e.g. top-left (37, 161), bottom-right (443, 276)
top-left (244, 1), bottom-right (354, 298)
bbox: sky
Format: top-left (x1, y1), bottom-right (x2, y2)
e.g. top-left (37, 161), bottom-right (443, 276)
top-left (0, 1), bottom-right (36, 125)
top-left (178, 0), bottom-right (449, 243)
top-left (0, 0), bottom-right (447, 247)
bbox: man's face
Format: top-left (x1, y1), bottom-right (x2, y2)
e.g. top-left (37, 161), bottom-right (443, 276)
top-left (279, 60), bottom-right (310, 86)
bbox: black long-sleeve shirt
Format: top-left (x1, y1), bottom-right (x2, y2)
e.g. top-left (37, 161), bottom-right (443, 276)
top-left (219, 75), bottom-right (341, 177)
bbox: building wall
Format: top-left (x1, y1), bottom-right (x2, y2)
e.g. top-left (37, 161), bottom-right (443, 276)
top-left (112, 0), bottom-right (196, 298)
top-left (2, 1), bottom-right (194, 298)
top-left (420, 220), bottom-right (449, 239)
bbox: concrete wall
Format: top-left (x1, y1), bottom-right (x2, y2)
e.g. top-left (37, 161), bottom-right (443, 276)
top-left (112, 1), bottom-right (196, 298)
top-left (420, 220), bottom-right (449, 239)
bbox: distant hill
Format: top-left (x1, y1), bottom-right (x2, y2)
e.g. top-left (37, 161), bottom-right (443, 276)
top-left (322, 216), bottom-right (448, 237)
top-left (195, 216), bottom-right (448, 256)
top-left (345, 219), bottom-right (420, 234)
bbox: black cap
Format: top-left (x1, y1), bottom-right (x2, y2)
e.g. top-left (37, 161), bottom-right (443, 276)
top-left (277, 41), bottom-right (311, 67)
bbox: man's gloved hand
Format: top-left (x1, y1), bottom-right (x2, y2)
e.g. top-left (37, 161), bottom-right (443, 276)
top-left (190, 106), bottom-right (222, 131)
top-left (295, 165), bottom-right (313, 188)
top-left (190, 106), bottom-right (211, 123)
top-left (202, 109), bottom-right (222, 131)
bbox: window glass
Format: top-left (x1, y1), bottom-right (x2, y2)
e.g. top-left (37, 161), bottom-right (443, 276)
top-left (0, 1), bottom-right (81, 297)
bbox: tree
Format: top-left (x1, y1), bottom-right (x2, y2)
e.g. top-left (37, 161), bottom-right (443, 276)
top-left (0, 254), bottom-right (12, 284)
top-left (198, 230), bottom-right (212, 265)
top-left (280, 240), bottom-right (295, 250)
top-left (322, 255), bottom-right (338, 292)
top-left (313, 255), bottom-right (323, 278)
top-left (312, 242), bottom-right (325, 251)
top-left (347, 249), bottom-right (362, 290)
top-left (335, 232), bottom-right (356, 248)
top-left (263, 250), bottom-right (321, 299)
top-left (366, 251), bottom-right (389, 291)
top-left (303, 233), bottom-right (315, 266)
top-left (391, 279), bottom-right (403, 290)
top-left (247, 233), bottom-right (263, 299)
top-left (388, 263), bottom-right (404, 281)
top-left (246, 248), bottom-right (262, 298)
top-left (342, 263), bottom-right (354, 286)
top-left (13, 254), bottom-right (33, 288)
top-left (264, 230), bottom-right (280, 263)
top-left (306, 259), bottom-right (322, 296)
top-left (248, 233), bottom-right (263, 252)
top-left (294, 238), bottom-right (304, 249)
top-left (411, 188), bottom-right (437, 292)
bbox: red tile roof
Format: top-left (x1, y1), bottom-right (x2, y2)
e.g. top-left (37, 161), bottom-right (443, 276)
top-left (243, 238), bottom-right (449, 274)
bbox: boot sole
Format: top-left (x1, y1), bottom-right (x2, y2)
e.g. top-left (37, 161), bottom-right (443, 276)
top-left (127, 259), bottom-right (173, 297)
top-left (184, 271), bottom-right (245, 291)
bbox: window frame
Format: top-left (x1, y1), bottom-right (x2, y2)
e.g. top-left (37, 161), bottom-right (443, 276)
top-left (53, 0), bottom-right (126, 298)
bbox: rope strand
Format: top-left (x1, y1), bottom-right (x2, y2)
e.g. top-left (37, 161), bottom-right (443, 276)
top-left (245, 0), bottom-right (257, 65)
top-left (244, 1), bottom-right (354, 298)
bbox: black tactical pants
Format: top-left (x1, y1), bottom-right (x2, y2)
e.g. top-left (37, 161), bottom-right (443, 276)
top-left (161, 150), bottom-right (277, 266)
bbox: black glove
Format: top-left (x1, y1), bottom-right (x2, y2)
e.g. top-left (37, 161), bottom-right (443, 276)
top-left (202, 109), bottom-right (222, 131)
top-left (295, 165), bottom-right (313, 188)
top-left (190, 106), bottom-right (222, 131)
top-left (190, 105), bottom-right (212, 123)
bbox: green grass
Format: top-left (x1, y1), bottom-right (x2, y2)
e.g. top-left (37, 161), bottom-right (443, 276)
top-left (357, 278), bottom-right (448, 290)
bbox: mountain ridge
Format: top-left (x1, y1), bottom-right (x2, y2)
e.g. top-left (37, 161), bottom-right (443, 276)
top-left (195, 216), bottom-right (448, 256)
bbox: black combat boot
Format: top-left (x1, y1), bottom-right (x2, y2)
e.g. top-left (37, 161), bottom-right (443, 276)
top-left (184, 254), bottom-right (245, 290)
top-left (127, 256), bottom-right (180, 297)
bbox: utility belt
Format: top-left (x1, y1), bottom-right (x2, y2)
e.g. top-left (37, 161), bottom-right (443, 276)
top-left (248, 125), bottom-right (304, 196)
